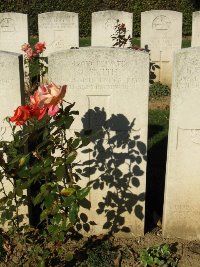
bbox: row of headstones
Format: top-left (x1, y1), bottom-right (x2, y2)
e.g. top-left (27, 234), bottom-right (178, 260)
top-left (1, 10), bottom-right (200, 86)
top-left (0, 45), bottom-right (200, 241)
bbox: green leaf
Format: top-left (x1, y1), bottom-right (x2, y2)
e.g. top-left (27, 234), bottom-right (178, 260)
top-left (53, 213), bottom-right (62, 224)
top-left (0, 197), bottom-right (7, 205)
top-left (43, 127), bottom-right (49, 139)
top-left (44, 158), bottom-right (53, 168)
top-left (15, 188), bottom-right (23, 197)
top-left (40, 209), bottom-right (50, 222)
top-left (66, 252), bottom-right (73, 261)
top-left (17, 166), bottom-right (29, 178)
top-left (56, 165), bottom-right (65, 178)
top-left (80, 135), bottom-right (91, 147)
top-left (8, 155), bottom-right (22, 165)
top-left (66, 151), bottom-right (77, 164)
top-left (77, 187), bottom-right (91, 200)
top-left (69, 202), bottom-right (79, 224)
top-left (30, 164), bottom-right (43, 175)
top-left (36, 260), bottom-right (45, 267)
top-left (44, 193), bottom-right (55, 208)
top-left (62, 195), bottom-right (76, 207)
top-left (60, 187), bottom-right (76, 197)
top-left (71, 138), bottom-right (80, 149)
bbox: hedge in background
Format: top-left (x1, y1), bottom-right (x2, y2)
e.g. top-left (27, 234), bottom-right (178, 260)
top-left (0, 0), bottom-right (196, 37)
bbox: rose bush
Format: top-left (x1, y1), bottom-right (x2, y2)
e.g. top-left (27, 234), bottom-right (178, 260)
top-left (0, 42), bottom-right (91, 251)
top-left (22, 41), bottom-right (46, 60)
top-left (0, 82), bottom-right (91, 239)
top-left (22, 41), bottom-right (48, 96)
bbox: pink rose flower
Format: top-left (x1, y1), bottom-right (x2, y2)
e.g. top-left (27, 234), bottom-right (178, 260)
top-left (21, 43), bottom-right (30, 52)
top-left (25, 47), bottom-right (34, 59)
top-left (30, 91), bottom-right (47, 120)
top-left (10, 82), bottom-right (67, 126)
top-left (37, 83), bottom-right (67, 116)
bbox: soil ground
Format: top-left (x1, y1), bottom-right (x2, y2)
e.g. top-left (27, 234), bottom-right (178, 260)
top-left (66, 228), bottom-right (200, 266)
top-left (149, 96), bottom-right (171, 111)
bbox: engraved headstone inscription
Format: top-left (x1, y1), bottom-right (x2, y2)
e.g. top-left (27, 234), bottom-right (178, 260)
top-left (92, 10), bottom-right (133, 47)
top-left (48, 47), bottom-right (149, 236)
top-left (163, 47), bottom-right (200, 240)
top-left (0, 13), bottom-right (28, 53)
top-left (141, 10), bottom-right (182, 86)
top-left (38, 11), bottom-right (79, 56)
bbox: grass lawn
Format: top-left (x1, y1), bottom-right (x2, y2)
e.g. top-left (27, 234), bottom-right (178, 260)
top-left (148, 109), bottom-right (169, 150)
top-left (80, 37), bottom-right (191, 48)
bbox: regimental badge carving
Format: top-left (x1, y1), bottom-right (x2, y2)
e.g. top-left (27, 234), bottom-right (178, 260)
top-left (0, 18), bottom-right (15, 32)
top-left (49, 30), bottom-right (65, 50)
top-left (152, 15), bottom-right (171, 31)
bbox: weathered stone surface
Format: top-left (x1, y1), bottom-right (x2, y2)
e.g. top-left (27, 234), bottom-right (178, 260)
top-left (49, 47), bottom-right (149, 236)
top-left (192, 12), bottom-right (200, 47)
top-left (91, 10), bottom-right (133, 47)
top-left (163, 47), bottom-right (200, 241)
top-left (0, 51), bottom-right (26, 226)
top-left (0, 13), bottom-right (28, 53)
top-left (38, 11), bottom-right (79, 56)
top-left (141, 10), bottom-right (182, 86)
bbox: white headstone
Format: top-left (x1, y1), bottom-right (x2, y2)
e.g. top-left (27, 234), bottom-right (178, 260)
top-left (38, 11), bottom-right (79, 56)
top-left (0, 52), bottom-right (24, 129)
top-left (192, 11), bottom-right (200, 47)
top-left (91, 10), bottom-right (133, 47)
top-left (0, 13), bottom-right (28, 53)
top-left (48, 47), bottom-right (149, 236)
top-left (163, 47), bottom-right (200, 240)
top-left (141, 10), bottom-right (182, 86)
top-left (0, 52), bottom-right (26, 227)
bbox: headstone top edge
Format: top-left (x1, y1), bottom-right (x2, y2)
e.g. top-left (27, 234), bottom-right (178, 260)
top-left (0, 12), bottom-right (27, 16)
top-left (174, 46), bottom-right (200, 55)
top-left (38, 11), bottom-right (78, 16)
top-left (48, 47), bottom-right (149, 58)
top-left (141, 10), bottom-right (182, 15)
top-left (92, 10), bottom-right (133, 15)
top-left (192, 11), bottom-right (200, 18)
top-left (0, 51), bottom-right (22, 57)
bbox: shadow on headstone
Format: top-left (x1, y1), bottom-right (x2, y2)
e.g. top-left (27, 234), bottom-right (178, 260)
top-left (75, 107), bottom-right (146, 234)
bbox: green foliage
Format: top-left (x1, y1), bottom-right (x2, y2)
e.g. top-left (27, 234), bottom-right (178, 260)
top-left (0, 235), bottom-right (6, 262)
top-left (0, 0), bottom-right (195, 37)
top-left (149, 82), bottom-right (170, 99)
top-left (80, 240), bottom-right (117, 267)
top-left (148, 109), bottom-right (169, 150)
top-left (0, 40), bottom-right (91, 248)
top-left (0, 103), bottom-right (91, 239)
top-left (111, 20), bottom-right (159, 85)
top-left (182, 38), bottom-right (191, 48)
top-left (111, 19), bottom-right (132, 48)
top-left (149, 63), bottom-right (160, 85)
top-left (0, 228), bottom-right (74, 265)
top-left (139, 243), bottom-right (180, 267)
